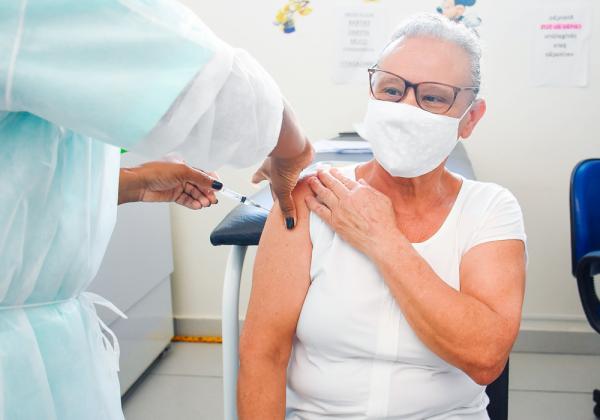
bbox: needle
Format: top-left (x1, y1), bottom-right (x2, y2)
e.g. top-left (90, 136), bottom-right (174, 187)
top-left (218, 187), bottom-right (270, 212)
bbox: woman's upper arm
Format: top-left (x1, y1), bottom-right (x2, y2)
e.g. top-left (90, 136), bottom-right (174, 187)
top-left (460, 187), bottom-right (527, 342)
top-left (460, 240), bottom-right (526, 340)
top-left (240, 180), bottom-right (313, 360)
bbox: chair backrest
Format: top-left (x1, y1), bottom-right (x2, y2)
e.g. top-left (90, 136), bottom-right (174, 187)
top-left (570, 159), bottom-right (600, 274)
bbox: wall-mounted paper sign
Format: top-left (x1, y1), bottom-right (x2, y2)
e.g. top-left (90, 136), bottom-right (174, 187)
top-left (332, 0), bottom-right (388, 85)
top-left (530, 0), bottom-right (592, 87)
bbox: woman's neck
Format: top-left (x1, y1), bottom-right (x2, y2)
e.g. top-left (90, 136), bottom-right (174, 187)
top-left (356, 160), bottom-right (461, 215)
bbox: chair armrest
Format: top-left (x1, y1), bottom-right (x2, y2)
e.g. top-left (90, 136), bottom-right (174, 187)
top-left (210, 187), bottom-right (273, 247)
top-left (576, 251), bottom-right (600, 279)
top-left (575, 251), bottom-right (600, 334)
top-left (210, 205), bottom-right (269, 246)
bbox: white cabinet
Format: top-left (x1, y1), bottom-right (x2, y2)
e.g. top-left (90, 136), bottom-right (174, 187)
top-left (88, 153), bottom-right (174, 395)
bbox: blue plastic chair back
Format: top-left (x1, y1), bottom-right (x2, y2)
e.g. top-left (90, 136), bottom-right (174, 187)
top-left (570, 159), bottom-right (600, 275)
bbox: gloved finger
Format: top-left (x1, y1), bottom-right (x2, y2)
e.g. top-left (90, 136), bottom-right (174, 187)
top-left (305, 195), bottom-right (332, 224)
top-left (307, 176), bottom-right (338, 209)
top-left (187, 167), bottom-right (223, 191)
top-left (273, 187), bottom-right (297, 230)
top-left (317, 170), bottom-right (349, 198)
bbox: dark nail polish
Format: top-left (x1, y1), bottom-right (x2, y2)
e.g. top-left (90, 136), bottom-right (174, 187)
top-left (212, 180), bottom-right (223, 190)
top-left (286, 217), bottom-right (295, 230)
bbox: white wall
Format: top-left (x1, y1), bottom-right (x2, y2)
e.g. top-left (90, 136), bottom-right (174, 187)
top-left (170, 0), bottom-right (600, 329)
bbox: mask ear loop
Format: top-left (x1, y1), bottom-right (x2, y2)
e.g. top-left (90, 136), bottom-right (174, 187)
top-left (458, 99), bottom-right (475, 121)
top-left (456, 99), bottom-right (476, 140)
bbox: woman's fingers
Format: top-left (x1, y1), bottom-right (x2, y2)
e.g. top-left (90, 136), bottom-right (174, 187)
top-left (305, 195), bottom-right (332, 223)
top-left (330, 168), bottom-right (359, 190)
top-left (308, 176), bottom-right (338, 209)
top-left (316, 170), bottom-right (349, 198)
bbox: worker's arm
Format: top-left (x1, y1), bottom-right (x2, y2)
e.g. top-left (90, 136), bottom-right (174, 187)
top-left (1, 1), bottom-right (311, 225)
top-left (238, 180), bottom-right (313, 419)
top-left (1, 1), bottom-right (213, 149)
top-left (252, 100), bottom-right (314, 229)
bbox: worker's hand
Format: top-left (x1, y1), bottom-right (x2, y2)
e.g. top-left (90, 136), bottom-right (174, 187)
top-left (118, 160), bottom-right (222, 210)
top-left (252, 141), bottom-right (314, 229)
top-left (252, 99), bottom-right (313, 229)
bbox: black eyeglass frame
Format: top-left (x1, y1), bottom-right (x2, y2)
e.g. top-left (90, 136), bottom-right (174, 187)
top-left (368, 67), bottom-right (480, 115)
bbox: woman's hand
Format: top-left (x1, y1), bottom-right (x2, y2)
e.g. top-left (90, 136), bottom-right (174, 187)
top-left (118, 160), bottom-right (221, 210)
top-left (305, 168), bottom-right (405, 258)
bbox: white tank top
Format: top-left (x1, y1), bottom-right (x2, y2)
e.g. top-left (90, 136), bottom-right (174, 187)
top-left (286, 165), bottom-right (527, 420)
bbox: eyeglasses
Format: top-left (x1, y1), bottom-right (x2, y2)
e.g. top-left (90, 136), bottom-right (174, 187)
top-left (368, 68), bottom-right (479, 115)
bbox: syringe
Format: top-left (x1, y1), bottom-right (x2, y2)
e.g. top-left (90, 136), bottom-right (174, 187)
top-left (218, 187), bottom-right (270, 212)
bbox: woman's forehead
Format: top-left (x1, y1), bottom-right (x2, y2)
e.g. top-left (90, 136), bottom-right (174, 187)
top-left (378, 37), bottom-right (472, 86)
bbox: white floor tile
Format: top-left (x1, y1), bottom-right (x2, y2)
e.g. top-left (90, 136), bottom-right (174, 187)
top-left (122, 344), bottom-right (600, 420)
top-left (509, 390), bottom-right (597, 420)
top-left (510, 353), bottom-right (600, 393)
top-left (151, 342), bottom-right (223, 378)
top-left (123, 374), bottom-right (223, 420)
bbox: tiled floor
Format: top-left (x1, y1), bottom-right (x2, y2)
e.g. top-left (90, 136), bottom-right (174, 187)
top-left (122, 343), bottom-right (600, 420)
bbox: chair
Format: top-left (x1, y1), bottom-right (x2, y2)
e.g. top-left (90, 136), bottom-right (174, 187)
top-left (211, 140), bottom-right (508, 420)
top-left (569, 158), bottom-right (600, 417)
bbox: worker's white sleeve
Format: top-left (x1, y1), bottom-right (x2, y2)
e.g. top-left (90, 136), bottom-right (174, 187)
top-left (0, 0), bottom-right (220, 149)
top-left (134, 42), bottom-right (284, 172)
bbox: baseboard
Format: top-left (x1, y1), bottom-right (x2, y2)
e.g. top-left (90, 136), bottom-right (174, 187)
top-left (175, 316), bottom-right (243, 337)
top-left (175, 315), bottom-right (600, 355)
top-left (514, 315), bottom-right (600, 355)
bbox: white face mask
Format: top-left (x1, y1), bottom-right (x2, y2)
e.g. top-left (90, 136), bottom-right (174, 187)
top-left (356, 99), bottom-right (471, 178)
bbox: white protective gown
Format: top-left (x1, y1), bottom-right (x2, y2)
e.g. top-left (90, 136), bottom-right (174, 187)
top-left (0, 1), bottom-right (283, 419)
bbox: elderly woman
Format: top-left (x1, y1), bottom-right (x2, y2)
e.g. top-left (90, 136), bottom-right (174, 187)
top-left (238, 14), bottom-right (526, 420)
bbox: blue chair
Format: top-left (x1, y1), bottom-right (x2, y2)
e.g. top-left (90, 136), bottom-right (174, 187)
top-left (211, 139), bottom-right (508, 420)
top-left (569, 158), bottom-right (600, 417)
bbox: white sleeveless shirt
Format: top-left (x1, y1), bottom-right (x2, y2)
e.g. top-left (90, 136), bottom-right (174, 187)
top-left (286, 165), bottom-right (527, 420)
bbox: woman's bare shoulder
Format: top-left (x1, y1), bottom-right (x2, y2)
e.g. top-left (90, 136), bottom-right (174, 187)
top-left (259, 176), bottom-right (314, 250)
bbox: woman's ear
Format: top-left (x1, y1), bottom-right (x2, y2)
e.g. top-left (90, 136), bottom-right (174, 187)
top-left (458, 98), bottom-right (486, 140)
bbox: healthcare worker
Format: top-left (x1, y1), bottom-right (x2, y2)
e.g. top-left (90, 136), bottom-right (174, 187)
top-left (0, 1), bottom-right (313, 419)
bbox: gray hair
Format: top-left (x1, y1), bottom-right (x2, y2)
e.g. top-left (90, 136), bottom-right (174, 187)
top-left (383, 13), bottom-right (482, 89)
